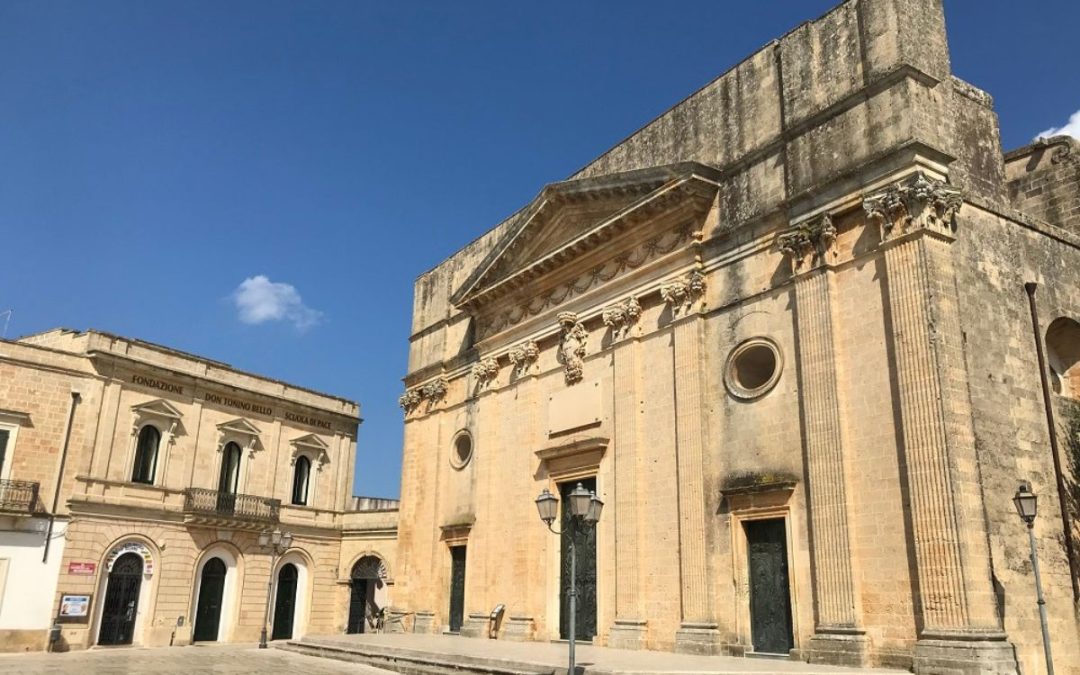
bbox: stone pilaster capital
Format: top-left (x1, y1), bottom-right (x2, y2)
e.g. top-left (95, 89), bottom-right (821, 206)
top-left (602, 296), bottom-right (642, 342)
top-left (777, 212), bottom-right (837, 274)
top-left (507, 340), bottom-right (539, 377)
top-left (471, 357), bottom-right (499, 391)
top-left (661, 270), bottom-right (706, 317)
top-left (863, 172), bottom-right (963, 244)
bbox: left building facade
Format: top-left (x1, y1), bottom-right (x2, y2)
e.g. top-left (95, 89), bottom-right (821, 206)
top-left (0, 328), bottom-right (394, 651)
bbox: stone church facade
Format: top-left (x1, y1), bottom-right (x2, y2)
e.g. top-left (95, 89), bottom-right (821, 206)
top-left (391, 0), bottom-right (1080, 673)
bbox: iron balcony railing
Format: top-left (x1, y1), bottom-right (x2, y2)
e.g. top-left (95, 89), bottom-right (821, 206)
top-left (182, 488), bottom-right (280, 523)
top-left (0, 479), bottom-right (40, 513)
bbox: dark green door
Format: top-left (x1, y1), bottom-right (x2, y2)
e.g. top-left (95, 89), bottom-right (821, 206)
top-left (448, 546), bottom-right (466, 632)
top-left (559, 477), bottom-right (597, 641)
top-left (271, 564), bottom-right (298, 640)
top-left (745, 519), bottom-right (794, 654)
top-left (193, 558), bottom-right (226, 642)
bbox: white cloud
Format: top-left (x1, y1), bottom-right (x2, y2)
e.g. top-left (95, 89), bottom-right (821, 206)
top-left (1036, 109), bottom-right (1080, 140)
top-left (232, 275), bottom-right (322, 330)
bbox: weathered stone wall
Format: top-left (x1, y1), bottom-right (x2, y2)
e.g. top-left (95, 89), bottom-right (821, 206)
top-left (1006, 136), bottom-right (1080, 236)
top-left (954, 204), bottom-right (1080, 675)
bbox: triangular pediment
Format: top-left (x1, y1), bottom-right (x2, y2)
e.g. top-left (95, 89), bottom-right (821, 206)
top-left (452, 162), bottom-right (721, 311)
top-left (217, 417), bottom-right (261, 438)
top-left (131, 399), bottom-right (183, 420)
top-left (290, 433), bottom-right (330, 451)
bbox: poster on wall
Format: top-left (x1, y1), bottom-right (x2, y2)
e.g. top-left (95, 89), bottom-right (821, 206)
top-left (57, 594), bottom-right (92, 623)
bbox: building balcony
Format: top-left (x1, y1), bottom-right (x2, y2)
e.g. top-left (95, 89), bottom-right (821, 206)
top-left (182, 487), bottom-right (280, 528)
top-left (0, 479), bottom-right (40, 515)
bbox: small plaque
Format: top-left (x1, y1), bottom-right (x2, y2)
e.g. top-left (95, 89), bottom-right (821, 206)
top-left (547, 379), bottom-right (602, 435)
top-left (68, 562), bottom-right (96, 576)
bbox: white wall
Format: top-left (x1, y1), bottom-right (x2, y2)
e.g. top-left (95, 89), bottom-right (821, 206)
top-left (0, 519), bottom-right (66, 630)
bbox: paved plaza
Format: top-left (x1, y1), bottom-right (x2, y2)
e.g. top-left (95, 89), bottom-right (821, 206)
top-left (287, 633), bottom-right (904, 674)
top-left (0, 643), bottom-right (393, 675)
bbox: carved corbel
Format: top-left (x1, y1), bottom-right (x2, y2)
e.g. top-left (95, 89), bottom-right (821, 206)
top-left (661, 270), bottom-right (706, 317)
top-left (777, 212), bottom-right (837, 273)
top-left (557, 312), bottom-right (588, 385)
top-left (601, 297), bottom-right (641, 342)
top-left (471, 358), bottom-right (500, 391)
top-left (508, 340), bottom-right (540, 377)
top-left (398, 389), bottom-right (421, 414)
top-left (420, 377), bottom-right (448, 404)
top-left (863, 172), bottom-right (963, 243)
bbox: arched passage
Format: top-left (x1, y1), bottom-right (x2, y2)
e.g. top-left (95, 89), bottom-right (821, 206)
top-left (193, 558), bottom-right (226, 641)
top-left (347, 555), bottom-right (388, 634)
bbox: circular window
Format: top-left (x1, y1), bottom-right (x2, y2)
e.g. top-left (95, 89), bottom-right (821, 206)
top-left (450, 430), bottom-right (474, 469)
top-left (725, 338), bottom-right (782, 400)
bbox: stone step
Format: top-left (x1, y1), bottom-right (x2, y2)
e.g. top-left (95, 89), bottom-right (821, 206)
top-left (277, 639), bottom-right (557, 675)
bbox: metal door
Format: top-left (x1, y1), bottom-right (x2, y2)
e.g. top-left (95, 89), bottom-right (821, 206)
top-left (193, 557), bottom-right (226, 642)
top-left (346, 579), bottom-right (368, 634)
top-left (98, 552), bottom-right (143, 645)
top-left (271, 563), bottom-right (298, 640)
top-left (559, 477), bottom-right (597, 641)
top-left (745, 518), bottom-right (794, 654)
top-left (448, 546), bottom-right (466, 632)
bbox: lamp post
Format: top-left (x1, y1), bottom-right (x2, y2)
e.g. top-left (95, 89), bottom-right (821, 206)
top-left (1014, 482), bottom-right (1054, 675)
top-left (536, 483), bottom-right (603, 675)
top-left (257, 527), bottom-right (293, 649)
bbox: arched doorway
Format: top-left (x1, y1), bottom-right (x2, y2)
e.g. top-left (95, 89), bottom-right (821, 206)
top-left (271, 563), bottom-right (298, 640)
top-left (98, 552), bottom-right (143, 645)
top-left (193, 557), bottom-right (227, 642)
top-left (347, 556), bottom-right (386, 633)
top-left (217, 441), bottom-right (242, 513)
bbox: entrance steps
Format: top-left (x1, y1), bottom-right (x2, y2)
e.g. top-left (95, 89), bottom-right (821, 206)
top-left (278, 637), bottom-right (555, 675)
top-left (280, 634), bottom-right (898, 675)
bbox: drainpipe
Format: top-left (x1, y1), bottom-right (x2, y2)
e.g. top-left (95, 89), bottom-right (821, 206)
top-left (42, 389), bottom-right (80, 563)
top-left (1024, 282), bottom-right (1080, 602)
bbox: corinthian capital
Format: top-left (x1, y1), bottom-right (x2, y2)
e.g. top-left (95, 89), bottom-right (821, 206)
top-left (602, 297), bottom-right (642, 342)
top-left (863, 172), bottom-right (963, 243)
top-left (661, 270), bottom-right (706, 317)
top-left (777, 213), bottom-right (836, 273)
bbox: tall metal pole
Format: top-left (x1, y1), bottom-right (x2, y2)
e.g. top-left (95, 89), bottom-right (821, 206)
top-left (1028, 522), bottom-right (1055, 675)
top-left (1025, 282), bottom-right (1080, 601)
top-left (568, 529), bottom-right (576, 675)
top-left (259, 548), bottom-right (278, 648)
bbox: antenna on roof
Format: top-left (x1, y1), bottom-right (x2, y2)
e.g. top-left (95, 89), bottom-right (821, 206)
top-left (0, 309), bottom-right (12, 339)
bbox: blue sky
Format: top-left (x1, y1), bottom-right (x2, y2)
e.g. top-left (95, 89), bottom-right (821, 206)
top-left (2, 1), bottom-right (1077, 498)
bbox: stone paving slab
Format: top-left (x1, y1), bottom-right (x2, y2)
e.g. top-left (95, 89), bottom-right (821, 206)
top-left (293, 634), bottom-right (907, 675)
top-left (0, 643), bottom-right (395, 675)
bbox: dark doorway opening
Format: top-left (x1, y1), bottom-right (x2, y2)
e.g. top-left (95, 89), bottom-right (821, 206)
top-left (216, 441), bottom-right (241, 514)
top-left (347, 578), bottom-right (369, 634)
top-left (193, 557), bottom-right (226, 642)
top-left (559, 477), bottom-right (597, 641)
top-left (448, 546), bottom-right (466, 633)
top-left (98, 552), bottom-right (143, 645)
top-left (745, 518), bottom-right (794, 655)
top-left (271, 563), bottom-right (298, 640)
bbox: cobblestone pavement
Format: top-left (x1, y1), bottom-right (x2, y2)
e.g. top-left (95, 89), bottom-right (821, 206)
top-left (0, 643), bottom-right (393, 675)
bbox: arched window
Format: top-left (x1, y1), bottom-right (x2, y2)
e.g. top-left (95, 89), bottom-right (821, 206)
top-left (1047, 317), bottom-right (1080, 399)
top-left (218, 442), bottom-right (241, 495)
top-left (291, 456), bottom-right (311, 506)
top-left (131, 425), bottom-right (160, 484)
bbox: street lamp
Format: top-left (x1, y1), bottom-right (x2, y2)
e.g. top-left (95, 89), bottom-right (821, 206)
top-left (257, 527), bottom-right (293, 649)
top-left (1013, 482), bottom-right (1054, 675)
top-left (535, 483), bottom-right (603, 675)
